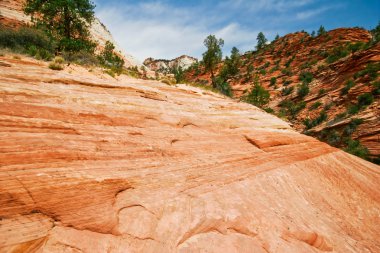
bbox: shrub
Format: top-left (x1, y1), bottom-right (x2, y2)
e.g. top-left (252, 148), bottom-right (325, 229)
top-left (62, 50), bottom-right (99, 66)
top-left (264, 107), bottom-right (274, 113)
top-left (326, 130), bottom-right (341, 147)
top-left (297, 83), bottom-right (309, 98)
top-left (323, 102), bottom-right (334, 111)
top-left (304, 110), bottom-right (327, 129)
top-left (372, 81), bottom-right (380, 95)
top-left (347, 42), bottom-right (366, 53)
top-left (244, 78), bottom-right (270, 108)
top-left (326, 46), bottom-right (349, 64)
top-left (343, 118), bottom-right (363, 136)
top-left (281, 86), bottom-right (294, 96)
top-left (310, 101), bottom-right (322, 110)
top-left (340, 80), bottom-right (355, 95)
top-left (358, 93), bottom-right (374, 108)
top-left (161, 79), bottom-right (174, 85)
top-left (354, 63), bottom-right (380, 81)
top-left (347, 104), bottom-right (360, 115)
top-left (299, 71), bottom-right (313, 84)
top-left (214, 76), bottom-right (233, 97)
top-left (0, 26), bottom-right (54, 51)
top-left (48, 62), bottom-right (63, 70)
top-left (344, 139), bottom-right (369, 159)
top-left (318, 88), bottom-right (326, 96)
top-left (53, 56), bottom-right (65, 64)
top-left (281, 68), bottom-right (293, 76)
top-left (270, 77), bottom-right (277, 86)
top-left (279, 100), bottom-right (306, 118)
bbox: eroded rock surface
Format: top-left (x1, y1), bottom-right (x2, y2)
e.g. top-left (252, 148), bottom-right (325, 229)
top-left (0, 55), bottom-right (379, 253)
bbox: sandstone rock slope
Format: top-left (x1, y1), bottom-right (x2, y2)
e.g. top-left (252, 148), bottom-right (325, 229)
top-left (0, 55), bottom-right (379, 253)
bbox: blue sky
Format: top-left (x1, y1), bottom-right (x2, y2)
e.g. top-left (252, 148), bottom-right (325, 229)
top-left (94, 0), bottom-right (380, 62)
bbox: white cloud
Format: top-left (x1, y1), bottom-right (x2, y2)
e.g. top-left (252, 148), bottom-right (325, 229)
top-left (94, 0), bottom-right (323, 62)
top-left (296, 6), bottom-right (335, 20)
top-left (95, 2), bottom-right (268, 61)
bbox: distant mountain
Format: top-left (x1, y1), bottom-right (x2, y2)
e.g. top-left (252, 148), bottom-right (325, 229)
top-left (0, 0), bottom-right (141, 67)
top-left (185, 28), bottom-right (380, 163)
top-left (144, 55), bottom-right (198, 73)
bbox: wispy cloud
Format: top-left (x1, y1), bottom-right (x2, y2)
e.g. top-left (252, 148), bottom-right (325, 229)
top-left (95, 1), bottom-right (267, 61)
top-left (296, 5), bottom-right (340, 20)
top-left (94, 0), bottom-right (366, 62)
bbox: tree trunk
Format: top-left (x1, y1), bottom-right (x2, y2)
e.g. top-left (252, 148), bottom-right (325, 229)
top-left (64, 6), bottom-right (71, 40)
top-left (211, 69), bottom-right (216, 88)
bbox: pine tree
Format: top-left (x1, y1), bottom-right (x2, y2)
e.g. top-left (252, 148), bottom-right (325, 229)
top-left (274, 34), bottom-right (280, 41)
top-left (202, 35), bottom-right (224, 87)
top-left (256, 32), bottom-right (268, 50)
top-left (317, 25), bottom-right (327, 36)
top-left (24, 0), bottom-right (96, 52)
top-left (244, 76), bottom-right (270, 107)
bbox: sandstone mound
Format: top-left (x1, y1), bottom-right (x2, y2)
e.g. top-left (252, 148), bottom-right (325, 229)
top-left (0, 55), bottom-right (379, 253)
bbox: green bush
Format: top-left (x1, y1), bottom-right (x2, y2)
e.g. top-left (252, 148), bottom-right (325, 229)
top-left (281, 86), bottom-right (294, 96)
top-left (347, 42), bottom-right (366, 53)
top-left (341, 80), bottom-right (355, 95)
top-left (62, 51), bottom-right (99, 66)
top-left (343, 118), bottom-right (363, 136)
top-left (299, 71), bottom-right (313, 84)
top-left (279, 100), bottom-right (306, 119)
top-left (297, 83), bottom-right (309, 98)
top-left (0, 26), bottom-right (54, 60)
top-left (372, 81), bottom-right (380, 95)
top-left (354, 63), bottom-right (380, 81)
top-left (318, 88), bottom-right (326, 96)
top-left (358, 93), bottom-right (374, 108)
top-left (310, 101), bottom-right (322, 110)
top-left (326, 130), bottom-right (341, 147)
top-left (0, 26), bottom-right (54, 51)
top-left (326, 46), bottom-right (349, 64)
top-left (270, 77), bottom-right (277, 86)
top-left (244, 79), bottom-right (270, 108)
top-left (304, 110), bottom-right (327, 129)
top-left (281, 68), bottom-right (293, 76)
top-left (344, 139), bottom-right (369, 159)
top-left (283, 79), bottom-right (292, 86)
top-left (214, 76), bottom-right (233, 97)
top-left (347, 104), bottom-right (360, 115)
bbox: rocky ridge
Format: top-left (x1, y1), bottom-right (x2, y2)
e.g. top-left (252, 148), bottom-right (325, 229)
top-left (185, 28), bottom-right (380, 162)
top-left (0, 53), bottom-right (379, 253)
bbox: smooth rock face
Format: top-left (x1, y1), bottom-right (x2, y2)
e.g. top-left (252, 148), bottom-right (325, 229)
top-left (0, 55), bottom-right (380, 253)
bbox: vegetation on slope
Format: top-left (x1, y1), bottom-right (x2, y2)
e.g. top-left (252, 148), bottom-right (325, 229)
top-left (0, 0), bottom-right (128, 77)
top-left (183, 23), bottom-right (380, 164)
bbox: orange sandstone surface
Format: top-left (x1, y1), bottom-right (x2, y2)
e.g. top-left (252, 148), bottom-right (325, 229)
top-left (0, 55), bottom-right (380, 253)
